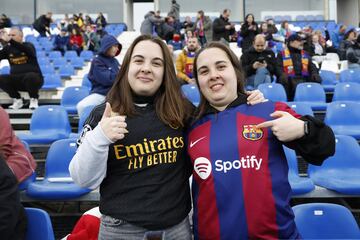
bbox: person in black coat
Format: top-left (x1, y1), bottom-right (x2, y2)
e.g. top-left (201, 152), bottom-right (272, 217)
top-left (240, 13), bottom-right (259, 52)
top-left (0, 153), bottom-right (27, 240)
top-left (212, 9), bottom-right (235, 42)
top-left (32, 12), bottom-right (52, 37)
top-left (241, 34), bottom-right (277, 88)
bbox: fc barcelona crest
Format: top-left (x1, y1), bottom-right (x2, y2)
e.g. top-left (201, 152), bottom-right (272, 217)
top-left (243, 125), bottom-right (263, 141)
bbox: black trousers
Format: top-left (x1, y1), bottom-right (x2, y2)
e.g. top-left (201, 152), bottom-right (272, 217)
top-left (0, 72), bottom-right (44, 99)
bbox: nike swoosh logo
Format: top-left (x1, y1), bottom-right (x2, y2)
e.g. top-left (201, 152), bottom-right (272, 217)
top-left (190, 136), bottom-right (206, 148)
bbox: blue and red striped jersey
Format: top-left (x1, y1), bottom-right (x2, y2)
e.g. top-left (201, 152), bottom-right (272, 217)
top-left (188, 101), bottom-right (302, 239)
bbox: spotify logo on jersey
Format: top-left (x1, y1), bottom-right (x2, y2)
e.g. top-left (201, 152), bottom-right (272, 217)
top-left (194, 157), bottom-right (212, 180)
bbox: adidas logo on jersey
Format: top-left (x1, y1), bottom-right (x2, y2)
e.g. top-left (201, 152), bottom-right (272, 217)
top-left (194, 157), bottom-right (212, 180)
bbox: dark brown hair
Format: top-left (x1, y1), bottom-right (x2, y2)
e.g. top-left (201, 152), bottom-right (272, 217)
top-left (193, 41), bottom-right (246, 119)
top-left (106, 35), bottom-right (192, 128)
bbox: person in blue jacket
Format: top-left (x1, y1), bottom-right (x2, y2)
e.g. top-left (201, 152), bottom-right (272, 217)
top-left (77, 34), bottom-right (122, 116)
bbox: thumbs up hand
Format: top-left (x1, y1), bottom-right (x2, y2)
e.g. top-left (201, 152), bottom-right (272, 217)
top-left (256, 111), bottom-right (305, 142)
top-left (100, 102), bottom-right (128, 142)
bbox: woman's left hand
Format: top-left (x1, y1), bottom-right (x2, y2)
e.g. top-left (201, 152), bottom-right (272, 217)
top-left (246, 89), bottom-right (266, 105)
top-left (256, 111), bottom-right (305, 142)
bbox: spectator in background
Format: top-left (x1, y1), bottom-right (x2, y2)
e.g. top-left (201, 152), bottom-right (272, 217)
top-left (181, 16), bottom-right (194, 34)
top-left (266, 18), bottom-right (278, 34)
top-left (279, 20), bottom-right (292, 39)
top-left (191, 10), bottom-right (212, 47)
top-left (307, 33), bottom-right (327, 65)
top-left (83, 25), bottom-right (100, 52)
top-left (0, 14), bottom-right (12, 29)
top-left (240, 13), bottom-right (259, 52)
top-left (0, 106), bottom-right (36, 183)
top-left (176, 36), bottom-right (200, 84)
top-left (84, 15), bottom-right (94, 25)
top-left (241, 34), bottom-right (277, 89)
top-left (69, 28), bottom-right (84, 55)
top-left (53, 28), bottom-right (70, 55)
top-left (0, 153), bottom-right (27, 240)
top-left (212, 9), bottom-right (235, 42)
top-left (259, 22), bottom-right (275, 48)
top-left (32, 12), bottom-right (52, 37)
top-left (168, 0), bottom-right (180, 21)
top-left (277, 33), bottom-right (321, 101)
top-left (76, 35), bottom-right (121, 116)
top-left (330, 24), bottom-right (347, 50)
top-left (95, 12), bottom-right (107, 29)
top-left (346, 34), bottom-right (360, 69)
top-left (0, 28), bottom-right (43, 109)
top-left (158, 16), bottom-right (176, 42)
top-left (338, 28), bottom-right (357, 60)
top-left (77, 13), bottom-right (85, 29)
top-left (140, 11), bottom-right (164, 36)
top-left (168, 33), bottom-right (183, 51)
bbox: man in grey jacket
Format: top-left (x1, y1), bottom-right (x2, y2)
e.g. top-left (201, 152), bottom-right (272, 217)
top-left (168, 0), bottom-right (180, 21)
top-left (140, 11), bottom-right (164, 35)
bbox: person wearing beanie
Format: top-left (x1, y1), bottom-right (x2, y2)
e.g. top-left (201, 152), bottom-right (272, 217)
top-left (76, 34), bottom-right (122, 116)
top-left (276, 33), bottom-right (321, 101)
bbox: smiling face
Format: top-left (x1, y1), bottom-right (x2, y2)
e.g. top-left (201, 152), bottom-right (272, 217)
top-left (127, 40), bottom-right (165, 96)
top-left (196, 47), bottom-right (238, 111)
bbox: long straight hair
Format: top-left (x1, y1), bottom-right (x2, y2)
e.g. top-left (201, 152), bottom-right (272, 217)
top-left (106, 35), bottom-right (193, 128)
top-left (192, 41), bottom-right (246, 119)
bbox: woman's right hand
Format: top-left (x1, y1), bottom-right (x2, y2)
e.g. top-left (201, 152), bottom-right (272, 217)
top-left (100, 102), bottom-right (128, 142)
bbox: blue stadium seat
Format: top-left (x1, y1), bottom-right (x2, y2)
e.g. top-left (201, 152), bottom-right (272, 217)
top-left (64, 50), bottom-right (78, 61)
top-left (0, 65), bottom-right (10, 74)
top-left (38, 37), bottom-right (51, 45)
top-left (295, 15), bottom-right (306, 21)
top-left (60, 86), bottom-right (89, 114)
top-left (25, 208), bottom-right (55, 240)
top-left (324, 101), bottom-right (360, 139)
top-left (70, 57), bottom-right (85, 69)
top-left (294, 83), bottom-right (327, 111)
top-left (17, 105), bottom-right (71, 144)
top-left (37, 57), bottom-right (50, 66)
top-left (315, 15), bottom-right (325, 21)
top-left (283, 146), bottom-right (315, 195)
top-left (26, 139), bottom-right (91, 200)
top-left (59, 64), bottom-right (75, 78)
top-left (308, 135), bottom-right (360, 194)
top-left (48, 51), bottom-right (62, 62)
top-left (42, 74), bottom-right (62, 89)
top-left (80, 50), bottom-right (94, 61)
top-left (181, 84), bottom-right (200, 107)
top-left (293, 203), bottom-right (360, 239)
top-left (52, 57), bottom-right (67, 69)
top-left (81, 73), bottom-right (92, 90)
top-left (25, 35), bottom-right (37, 43)
top-left (339, 69), bottom-right (360, 83)
top-left (258, 83), bottom-right (287, 102)
top-left (40, 64), bottom-right (55, 76)
top-left (69, 104), bottom-right (96, 139)
top-left (19, 172), bottom-right (36, 191)
top-left (286, 102), bottom-right (314, 116)
top-left (36, 50), bottom-right (46, 58)
top-left (332, 82), bottom-right (360, 101)
top-left (305, 15), bottom-right (316, 21)
top-left (319, 70), bottom-right (337, 92)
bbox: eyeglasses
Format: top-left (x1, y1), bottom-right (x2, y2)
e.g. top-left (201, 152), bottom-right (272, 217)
top-left (8, 34), bottom-right (16, 36)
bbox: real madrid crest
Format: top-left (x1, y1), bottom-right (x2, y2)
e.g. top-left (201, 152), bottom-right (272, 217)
top-left (242, 125), bottom-right (263, 141)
